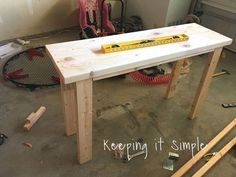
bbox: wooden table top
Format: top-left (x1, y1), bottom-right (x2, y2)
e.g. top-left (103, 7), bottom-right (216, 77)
top-left (46, 23), bottom-right (232, 84)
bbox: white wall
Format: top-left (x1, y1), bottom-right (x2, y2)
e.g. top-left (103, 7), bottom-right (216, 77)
top-left (0, 0), bottom-right (79, 41)
top-left (109, 1), bottom-right (123, 19)
top-left (166, 0), bottom-right (191, 25)
top-left (126, 0), bottom-right (170, 29)
top-left (201, 0), bottom-right (236, 51)
top-left (126, 0), bottom-right (191, 29)
top-left (201, 0), bottom-right (236, 13)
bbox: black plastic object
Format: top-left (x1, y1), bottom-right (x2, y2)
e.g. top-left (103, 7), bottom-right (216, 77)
top-left (0, 133), bottom-right (8, 145)
top-left (83, 26), bottom-right (98, 38)
top-left (222, 102), bottom-right (236, 108)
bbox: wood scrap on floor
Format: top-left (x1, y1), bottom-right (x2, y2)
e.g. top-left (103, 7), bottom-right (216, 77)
top-left (23, 106), bottom-right (46, 131)
top-left (22, 142), bottom-right (33, 148)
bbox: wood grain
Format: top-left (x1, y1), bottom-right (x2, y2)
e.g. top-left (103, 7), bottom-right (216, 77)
top-left (76, 79), bottom-right (93, 164)
top-left (165, 59), bottom-right (185, 99)
top-left (24, 106), bottom-right (46, 131)
top-left (46, 23), bottom-right (232, 84)
top-left (60, 79), bottom-right (77, 136)
top-left (189, 47), bottom-right (223, 119)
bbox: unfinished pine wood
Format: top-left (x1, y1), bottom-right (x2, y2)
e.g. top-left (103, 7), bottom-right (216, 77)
top-left (165, 59), bottom-right (184, 99)
top-left (24, 106), bottom-right (46, 131)
top-left (171, 118), bottom-right (236, 177)
top-left (192, 137), bottom-right (236, 177)
top-left (46, 24), bottom-right (233, 164)
top-left (60, 79), bottom-right (77, 136)
top-left (76, 79), bottom-right (93, 164)
top-left (46, 23), bottom-right (232, 84)
top-left (189, 47), bottom-right (223, 119)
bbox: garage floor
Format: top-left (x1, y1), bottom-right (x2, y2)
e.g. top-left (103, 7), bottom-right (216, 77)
top-left (0, 30), bottom-right (235, 177)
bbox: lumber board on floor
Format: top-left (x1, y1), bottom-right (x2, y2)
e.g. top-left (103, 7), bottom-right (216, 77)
top-left (192, 137), bottom-right (236, 177)
top-left (171, 118), bottom-right (236, 177)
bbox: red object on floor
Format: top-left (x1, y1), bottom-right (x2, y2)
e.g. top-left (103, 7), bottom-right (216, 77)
top-left (3, 69), bottom-right (29, 81)
top-left (129, 71), bottom-right (172, 85)
top-left (27, 48), bottom-right (44, 60)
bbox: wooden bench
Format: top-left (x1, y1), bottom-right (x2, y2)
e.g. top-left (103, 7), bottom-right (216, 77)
top-left (46, 23), bottom-right (232, 164)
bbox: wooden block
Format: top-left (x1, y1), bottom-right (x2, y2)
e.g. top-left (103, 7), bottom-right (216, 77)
top-left (76, 79), bottom-right (93, 164)
top-left (60, 78), bottom-right (77, 136)
top-left (165, 59), bottom-right (185, 99)
top-left (189, 47), bottom-right (223, 119)
top-left (24, 106), bottom-right (46, 131)
top-left (171, 118), bottom-right (236, 177)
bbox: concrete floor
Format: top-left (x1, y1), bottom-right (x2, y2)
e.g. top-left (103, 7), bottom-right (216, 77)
top-left (0, 31), bottom-right (236, 177)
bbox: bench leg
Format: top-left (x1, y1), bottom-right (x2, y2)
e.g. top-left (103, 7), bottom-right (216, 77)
top-left (165, 59), bottom-right (185, 99)
top-left (189, 47), bottom-right (223, 119)
top-left (76, 79), bottom-right (93, 164)
top-left (61, 80), bottom-right (77, 136)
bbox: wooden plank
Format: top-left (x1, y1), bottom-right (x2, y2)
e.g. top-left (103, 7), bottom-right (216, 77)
top-left (46, 24), bottom-right (232, 84)
top-left (93, 57), bottom-right (178, 81)
top-left (171, 118), bottom-right (236, 177)
top-left (189, 47), bottom-right (223, 119)
top-left (165, 59), bottom-right (185, 99)
top-left (192, 137), bottom-right (236, 177)
top-left (60, 78), bottom-right (77, 136)
top-left (76, 79), bottom-right (93, 164)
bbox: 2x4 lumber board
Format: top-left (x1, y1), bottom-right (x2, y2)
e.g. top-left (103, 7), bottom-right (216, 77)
top-left (189, 47), bottom-right (223, 119)
top-left (165, 59), bottom-right (185, 99)
top-left (171, 118), bottom-right (236, 177)
top-left (46, 24), bottom-right (232, 84)
top-left (192, 137), bottom-right (236, 177)
top-left (76, 79), bottom-right (93, 164)
top-left (61, 79), bottom-right (77, 136)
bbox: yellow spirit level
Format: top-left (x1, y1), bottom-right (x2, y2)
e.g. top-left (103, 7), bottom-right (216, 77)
top-left (101, 34), bottom-right (189, 53)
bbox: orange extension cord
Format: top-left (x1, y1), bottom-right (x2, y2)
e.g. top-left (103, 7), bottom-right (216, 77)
top-left (129, 71), bottom-right (172, 85)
